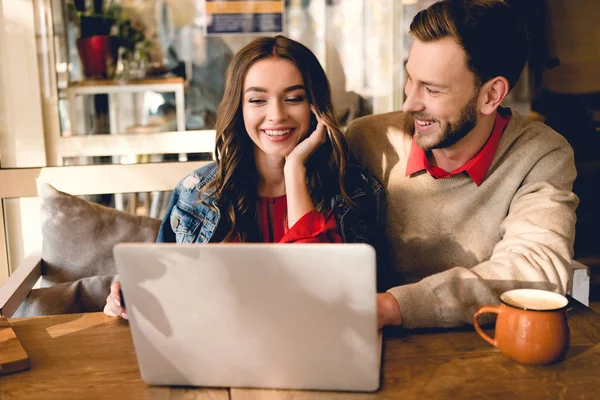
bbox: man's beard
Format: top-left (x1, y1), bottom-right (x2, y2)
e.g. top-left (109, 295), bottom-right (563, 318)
top-left (411, 94), bottom-right (478, 151)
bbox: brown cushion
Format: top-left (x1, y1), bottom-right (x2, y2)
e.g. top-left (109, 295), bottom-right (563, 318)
top-left (13, 275), bottom-right (119, 317)
top-left (40, 184), bottom-right (161, 286)
top-left (14, 184), bottom-right (161, 317)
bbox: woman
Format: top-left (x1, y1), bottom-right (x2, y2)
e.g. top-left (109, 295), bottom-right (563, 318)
top-left (105, 35), bottom-right (386, 319)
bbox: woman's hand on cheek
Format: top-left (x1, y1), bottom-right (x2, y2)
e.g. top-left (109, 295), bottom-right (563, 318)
top-left (283, 108), bottom-right (326, 226)
top-left (285, 110), bottom-right (326, 171)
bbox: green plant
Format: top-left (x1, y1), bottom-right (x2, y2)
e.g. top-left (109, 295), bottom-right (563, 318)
top-left (114, 18), bottom-right (154, 61)
top-left (67, 0), bottom-right (119, 38)
top-left (67, 0), bottom-right (155, 61)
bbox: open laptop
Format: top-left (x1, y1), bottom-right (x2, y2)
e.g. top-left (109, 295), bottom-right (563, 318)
top-left (113, 243), bottom-right (382, 392)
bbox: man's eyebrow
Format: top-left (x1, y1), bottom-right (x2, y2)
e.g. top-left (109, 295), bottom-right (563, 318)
top-left (406, 69), bottom-right (448, 89)
top-left (245, 84), bottom-right (305, 94)
top-left (420, 79), bottom-right (448, 89)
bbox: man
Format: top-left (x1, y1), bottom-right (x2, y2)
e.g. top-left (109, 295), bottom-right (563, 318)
top-left (346, 0), bottom-right (579, 329)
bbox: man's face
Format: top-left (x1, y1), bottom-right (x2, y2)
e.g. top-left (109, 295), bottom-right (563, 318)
top-left (402, 38), bottom-right (481, 151)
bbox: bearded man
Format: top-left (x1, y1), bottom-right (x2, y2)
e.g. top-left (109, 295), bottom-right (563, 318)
top-left (346, 0), bottom-right (579, 329)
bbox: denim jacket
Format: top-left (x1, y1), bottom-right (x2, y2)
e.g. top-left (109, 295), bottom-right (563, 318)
top-left (157, 162), bottom-right (386, 250)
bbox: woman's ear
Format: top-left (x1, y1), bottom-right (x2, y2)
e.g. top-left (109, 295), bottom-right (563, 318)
top-left (479, 77), bottom-right (509, 116)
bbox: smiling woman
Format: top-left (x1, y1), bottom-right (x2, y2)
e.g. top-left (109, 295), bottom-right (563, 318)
top-left (104, 35), bottom-right (388, 320)
top-left (198, 35), bottom-right (357, 242)
top-left (242, 58), bottom-right (312, 163)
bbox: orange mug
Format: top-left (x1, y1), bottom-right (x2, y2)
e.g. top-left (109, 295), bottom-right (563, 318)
top-left (473, 289), bottom-right (570, 365)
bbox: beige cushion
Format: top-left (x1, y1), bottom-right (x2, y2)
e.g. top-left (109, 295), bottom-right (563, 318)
top-left (14, 184), bottom-right (161, 317)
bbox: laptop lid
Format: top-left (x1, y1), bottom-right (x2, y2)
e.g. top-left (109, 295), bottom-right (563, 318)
top-left (114, 243), bottom-right (381, 392)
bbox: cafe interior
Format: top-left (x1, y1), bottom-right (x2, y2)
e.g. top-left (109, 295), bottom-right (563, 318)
top-left (1, 0), bottom-right (599, 398)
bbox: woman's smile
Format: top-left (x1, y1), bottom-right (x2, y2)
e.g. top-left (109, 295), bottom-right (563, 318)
top-left (262, 127), bottom-right (295, 142)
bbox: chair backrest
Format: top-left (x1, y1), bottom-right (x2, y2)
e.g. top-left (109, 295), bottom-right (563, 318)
top-left (0, 161), bottom-right (210, 285)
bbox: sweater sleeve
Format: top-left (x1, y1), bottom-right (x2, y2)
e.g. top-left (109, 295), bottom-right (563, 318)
top-left (280, 210), bottom-right (343, 243)
top-left (388, 139), bottom-right (579, 329)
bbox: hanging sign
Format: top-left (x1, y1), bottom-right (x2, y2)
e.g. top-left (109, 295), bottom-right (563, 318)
top-left (205, 0), bottom-right (284, 35)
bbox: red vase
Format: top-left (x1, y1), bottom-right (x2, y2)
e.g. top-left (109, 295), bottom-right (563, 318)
top-left (76, 35), bottom-right (118, 78)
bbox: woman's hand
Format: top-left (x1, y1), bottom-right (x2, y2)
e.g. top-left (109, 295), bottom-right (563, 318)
top-left (283, 108), bottom-right (328, 227)
top-left (104, 280), bottom-right (128, 319)
top-left (285, 108), bottom-right (327, 170)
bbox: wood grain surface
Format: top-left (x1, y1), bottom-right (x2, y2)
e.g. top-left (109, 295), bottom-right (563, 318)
top-left (1, 298), bottom-right (599, 400)
top-left (230, 298), bottom-right (600, 400)
top-left (0, 317), bottom-right (29, 376)
top-left (0, 313), bottom-right (228, 400)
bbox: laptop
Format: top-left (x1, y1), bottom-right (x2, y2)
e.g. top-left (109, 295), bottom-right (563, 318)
top-left (113, 243), bottom-right (382, 392)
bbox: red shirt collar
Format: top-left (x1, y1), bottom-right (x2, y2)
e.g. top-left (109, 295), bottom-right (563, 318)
top-left (405, 109), bottom-right (511, 186)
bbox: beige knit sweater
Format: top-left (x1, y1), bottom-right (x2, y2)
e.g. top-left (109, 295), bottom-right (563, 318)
top-left (346, 110), bottom-right (579, 329)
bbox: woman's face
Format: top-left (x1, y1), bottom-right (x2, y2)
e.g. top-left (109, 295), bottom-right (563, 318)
top-left (242, 57), bottom-right (312, 160)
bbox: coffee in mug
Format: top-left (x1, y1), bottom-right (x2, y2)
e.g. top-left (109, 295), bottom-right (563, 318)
top-left (473, 289), bottom-right (569, 365)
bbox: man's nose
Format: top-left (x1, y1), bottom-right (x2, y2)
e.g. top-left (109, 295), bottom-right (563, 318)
top-left (401, 86), bottom-right (424, 113)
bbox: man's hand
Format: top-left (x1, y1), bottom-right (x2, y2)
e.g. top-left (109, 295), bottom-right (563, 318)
top-left (377, 292), bottom-right (403, 329)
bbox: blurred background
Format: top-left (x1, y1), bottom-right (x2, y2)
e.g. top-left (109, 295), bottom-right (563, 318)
top-left (1, 0), bottom-right (599, 300)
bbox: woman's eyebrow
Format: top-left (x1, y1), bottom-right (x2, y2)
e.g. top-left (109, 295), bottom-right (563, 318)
top-left (245, 87), bottom-right (267, 93)
top-left (244, 85), bottom-right (305, 94)
top-left (283, 85), bottom-right (305, 93)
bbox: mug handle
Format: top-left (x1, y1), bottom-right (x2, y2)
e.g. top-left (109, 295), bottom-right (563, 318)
top-left (473, 305), bottom-right (500, 347)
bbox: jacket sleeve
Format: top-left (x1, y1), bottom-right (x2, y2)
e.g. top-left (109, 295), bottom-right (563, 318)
top-left (156, 185), bottom-right (180, 243)
top-left (388, 142), bottom-right (579, 328)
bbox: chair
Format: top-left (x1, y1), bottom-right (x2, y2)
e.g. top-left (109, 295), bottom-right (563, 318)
top-left (0, 161), bottom-right (209, 317)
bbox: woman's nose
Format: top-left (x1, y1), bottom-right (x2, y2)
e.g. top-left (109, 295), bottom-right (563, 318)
top-left (267, 101), bottom-right (287, 122)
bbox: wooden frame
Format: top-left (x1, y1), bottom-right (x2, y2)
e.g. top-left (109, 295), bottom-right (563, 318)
top-left (0, 161), bottom-right (210, 288)
top-left (0, 0), bottom-right (47, 169)
top-left (0, 251), bottom-right (42, 318)
top-left (46, 130), bottom-right (216, 163)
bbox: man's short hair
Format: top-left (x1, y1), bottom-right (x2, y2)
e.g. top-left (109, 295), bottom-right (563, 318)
top-left (410, 0), bottom-right (528, 90)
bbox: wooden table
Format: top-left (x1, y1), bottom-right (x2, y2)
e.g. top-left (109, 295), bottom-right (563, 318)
top-left (1, 300), bottom-right (599, 399)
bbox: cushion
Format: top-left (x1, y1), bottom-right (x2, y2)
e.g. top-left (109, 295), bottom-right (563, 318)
top-left (13, 184), bottom-right (161, 317)
top-left (39, 184), bottom-right (161, 286)
top-left (13, 275), bottom-right (119, 317)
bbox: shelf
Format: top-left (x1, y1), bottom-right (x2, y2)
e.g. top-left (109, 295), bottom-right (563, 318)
top-left (62, 76), bottom-right (185, 96)
top-left (68, 76), bottom-right (183, 88)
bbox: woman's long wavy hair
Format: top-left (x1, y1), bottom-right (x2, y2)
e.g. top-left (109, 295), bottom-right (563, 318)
top-left (199, 35), bottom-right (352, 242)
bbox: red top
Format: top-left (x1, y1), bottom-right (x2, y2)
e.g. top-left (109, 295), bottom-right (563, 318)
top-left (256, 194), bottom-right (343, 243)
top-left (405, 109), bottom-right (512, 186)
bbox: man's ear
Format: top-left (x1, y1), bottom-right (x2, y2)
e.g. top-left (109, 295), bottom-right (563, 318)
top-left (479, 77), bottom-right (509, 116)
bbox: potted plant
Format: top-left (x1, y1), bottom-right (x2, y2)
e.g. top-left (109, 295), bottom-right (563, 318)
top-left (68, 0), bottom-right (156, 80)
top-left (67, 0), bottom-right (120, 78)
top-left (113, 15), bottom-right (155, 79)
